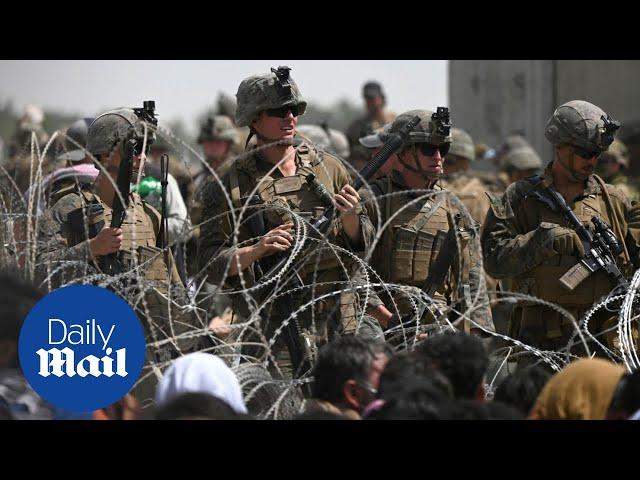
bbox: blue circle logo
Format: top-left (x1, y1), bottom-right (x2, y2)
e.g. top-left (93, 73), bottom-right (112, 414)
top-left (18, 285), bottom-right (146, 412)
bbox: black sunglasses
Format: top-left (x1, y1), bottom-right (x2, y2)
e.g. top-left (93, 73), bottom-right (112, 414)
top-left (571, 145), bottom-right (600, 159)
top-left (265, 104), bottom-right (305, 118)
top-left (417, 143), bottom-right (450, 157)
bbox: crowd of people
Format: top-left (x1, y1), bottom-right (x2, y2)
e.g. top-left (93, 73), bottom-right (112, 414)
top-left (1, 64), bottom-right (639, 420)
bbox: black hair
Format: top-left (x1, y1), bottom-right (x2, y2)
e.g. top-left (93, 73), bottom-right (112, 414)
top-left (415, 331), bottom-right (488, 399)
top-left (366, 377), bottom-right (451, 420)
top-left (448, 399), bottom-right (524, 420)
top-left (311, 336), bottom-right (379, 404)
top-left (155, 392), bottom-right (251, 420)
top-left (608, 370), bottom-right (640, 419)
top-left (493, 365), bottom-right (552, 416)
top-left (377, 351), bottom-right (453, 400)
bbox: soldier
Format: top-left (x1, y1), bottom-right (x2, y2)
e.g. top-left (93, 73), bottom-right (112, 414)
top-left (500, 146), bottom-right (543, 186)
top-left (482, 100), bottom-right (640, 364)
top-left (35, 105), bottom-right (199, 408)
top-left (597, 139), bottom-right (638, 201)
top-left (190, 114), bottom-right (242, 280)
top-left (197, 66), bottom-right (372, 379)
top-left (345, 81), bottom-right (396, 169)
top-left (196, 114), bottom-right (240, 180)
top-left (358, 110), bottom-right (495, 339)
top-left (442, 127), bottom-right (502, 229)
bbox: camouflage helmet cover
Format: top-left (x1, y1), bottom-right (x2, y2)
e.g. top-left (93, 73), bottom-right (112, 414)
top-left (545, 100), bottom-right (620, 152)
top-left (197, 115), bottom-right (240, 144)
top-left (235, 66), bottom-right (307, 127)
top-left (503, 146), bottom-right (543, 171)
top-left (87, 108), bottom-right (155, 156)
top-left (388, 109), bottom-right (452, 146)
top-left (447, 127), bottom-right (475, 161)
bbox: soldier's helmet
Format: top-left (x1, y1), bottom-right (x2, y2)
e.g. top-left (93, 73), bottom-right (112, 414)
top-left (87, 108), bottom-right (155, 156)
top-left (326, 128), bottom-right (350, 159)
top-left (503, 146), bottom-right (543, 171)
top-left (598, 138), bottom-right (629, 168)
top-left (57, 118), bottom-right (94, 162)
top-left (197, 115), bottom-right (240, 145)
top-left (296, 124), bottom-right (331, 150)
top-left (235, 66), bottom-right (307, 127)
top-left (387, 109), bottom-right (452, 147)
top-left (545, 100), bottom-right (620, 153)
top-left (447, 127), bottom-right (475, 161)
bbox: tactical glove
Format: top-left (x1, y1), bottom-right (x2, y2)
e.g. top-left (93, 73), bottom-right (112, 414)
top-left (540, 222), bottom-right (585, 257)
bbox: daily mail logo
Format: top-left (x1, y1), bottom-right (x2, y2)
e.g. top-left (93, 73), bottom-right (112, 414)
top-left (36, 319), bottom-right (127, 378)
top-left (19, 285), bottom-right (145, 412)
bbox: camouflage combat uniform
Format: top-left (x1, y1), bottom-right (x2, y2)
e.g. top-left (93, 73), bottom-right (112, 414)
top-left (482, 101), bottom-right (640, 361)
top-left (198, 67), bottom-right (372, 377)
top-left (482, 165), bottom-right (640, 357)
top-left (358, 111), bottom-right (495, 336)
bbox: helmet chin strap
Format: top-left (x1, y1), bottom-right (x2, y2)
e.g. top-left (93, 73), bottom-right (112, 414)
top-left (398, 147), bottom-right (440, 186)
top-left (556, 148), bottom-right (587, 182)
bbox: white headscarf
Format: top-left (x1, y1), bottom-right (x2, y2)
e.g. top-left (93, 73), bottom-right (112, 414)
top-left (155, 352), bottom-right (248, 414)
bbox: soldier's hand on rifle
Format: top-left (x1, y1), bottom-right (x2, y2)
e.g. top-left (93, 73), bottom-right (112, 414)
top-left (335, 185), bottom-right (360, 217)
top-left (89, 227), bottom-right (123, 257)
top-left (546, 224), bottom-right (585, 257)
top-left (335, 185), bottom-right (361, 242)
top-left (255, 222), bottom-right (294, 258)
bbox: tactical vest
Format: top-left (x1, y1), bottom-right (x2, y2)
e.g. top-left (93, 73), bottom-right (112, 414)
top-left (514, 183), bottom-right (631, 308)
top-left (225, 145), bottom-right (359, 334)
top-left (374, 177), bottom-right (472, 315)
top-left (228, 145), bottom-right (346, 278)
top-left (55, 182), bottom-right (170, 283)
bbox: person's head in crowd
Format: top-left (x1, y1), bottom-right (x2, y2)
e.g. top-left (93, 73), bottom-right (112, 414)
top-left (197, 115), bottom-right (239, 169)
top-left (362, 81), bottom-right (387, 119)
top-left (415, 331), bottom-right (489, 400)
top-left (387, 109), bottom-right (452, 189)
top-left (529, 358), bottom-right (626, 420)
top-left (502, 146), bottom-right (543, 183)
top-left (155, 352), bottom-right (248, 414)
top-left (495, 133), bottom-right (532, 169)
top-left (365, 377), bottom-right (451, 420)
top-left (0, 270), bottom-right (43, 369)
top-left (56, 117), bottom-right (94, 165)
top-left (293, 410), bottom-right (352, 420)
top-left (449, 399), bottom-right (524, 420)
top-left (493, 365), bottom-right (552, 417)
top-left (444, 127), bottom-right (475, 175)
top-left (606, 369), bottom-right (640, 420)
top-left (155, 392), bottom-right (251, 420)
top-left (310, 336), bottom-right (391, 416)
top-left (596, 138), bottom-right (629, 181)
top-left (377, 350), bottom-right (454, 401)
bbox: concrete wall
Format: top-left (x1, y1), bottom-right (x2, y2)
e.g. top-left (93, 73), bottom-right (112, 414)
top-left (449, 60), bottom-right (640, 171)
